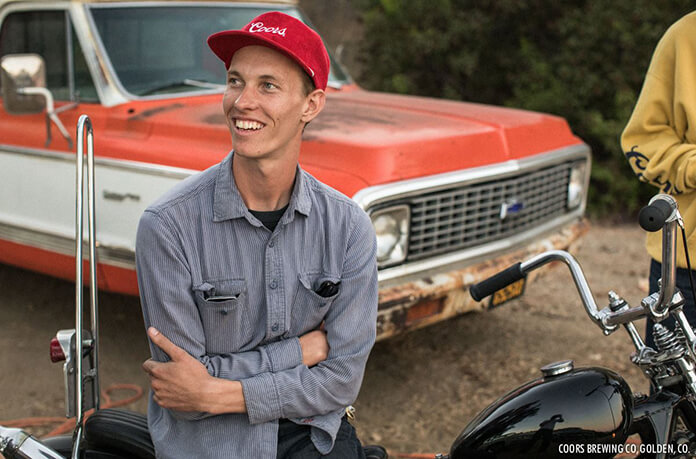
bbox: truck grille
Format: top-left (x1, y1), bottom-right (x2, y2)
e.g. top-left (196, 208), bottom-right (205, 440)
top-left (407, 162), bottom-right (572, 261)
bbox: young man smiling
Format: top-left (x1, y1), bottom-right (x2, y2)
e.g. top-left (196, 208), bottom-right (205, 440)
top-left (136, 12), bottom-right (379, 459)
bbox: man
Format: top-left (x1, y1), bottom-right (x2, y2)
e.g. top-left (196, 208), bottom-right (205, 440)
top-left (622, 11), bottom-right (696, 349)
top-left (136, 12), bottom-right (378, 458)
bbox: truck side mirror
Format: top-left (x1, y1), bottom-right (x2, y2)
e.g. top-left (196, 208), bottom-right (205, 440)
top-left (1, 53), bottom-right (47, 114)
top-left (1, 53), bottom-right (73, 148)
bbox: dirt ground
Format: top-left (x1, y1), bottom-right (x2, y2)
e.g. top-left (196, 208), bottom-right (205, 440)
top-left (0, 221), bottom-right (652, 456)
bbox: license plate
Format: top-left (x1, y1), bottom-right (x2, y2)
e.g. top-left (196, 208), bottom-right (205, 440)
top-left (489, 277), bottom-right (526, 308)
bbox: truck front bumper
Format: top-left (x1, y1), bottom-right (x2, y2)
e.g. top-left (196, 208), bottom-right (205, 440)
top-left (375, 218), bottom-right (590, 340)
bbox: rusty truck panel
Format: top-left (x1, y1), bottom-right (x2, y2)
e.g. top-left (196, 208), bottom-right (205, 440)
top-left (376, 219), bottom-right (589, 339)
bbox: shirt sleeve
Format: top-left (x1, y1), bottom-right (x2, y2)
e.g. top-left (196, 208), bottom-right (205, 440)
top-left (240, 209), bottom-right (378, 424)
top-left (621, 25), bottom-right (696, 195)
top-left (136, 209), bottom-right (303, 420)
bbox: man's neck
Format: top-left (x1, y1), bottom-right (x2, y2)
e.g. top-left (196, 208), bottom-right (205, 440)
top-left (232, 153), bottom-right (297, 211)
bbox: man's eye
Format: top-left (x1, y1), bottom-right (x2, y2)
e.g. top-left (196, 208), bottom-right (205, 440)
top-left (228, 77), bottom-right (241, 86)
top-left (263, 82), bottom-right (277, 90)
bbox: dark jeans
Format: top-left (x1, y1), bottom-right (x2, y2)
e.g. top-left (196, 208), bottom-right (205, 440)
top-left (276, 417), bottom-right (366, 459)
top-left (646, 259), bottom-right (696, 349)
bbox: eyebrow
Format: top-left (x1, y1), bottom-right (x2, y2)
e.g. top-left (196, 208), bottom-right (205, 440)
top-left (226, 70), bottom-right (281, 83)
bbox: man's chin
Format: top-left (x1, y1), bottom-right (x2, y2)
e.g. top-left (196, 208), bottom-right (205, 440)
top-left (232, 147), bottom-right (269, 161)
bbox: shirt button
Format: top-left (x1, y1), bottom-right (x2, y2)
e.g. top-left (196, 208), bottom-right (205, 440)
top-left (269, 240), bottom-right (275, 248)
top-left (270, 279), bottom-right (278, 289)
top-left (271, 323), bottom-right (279, 332)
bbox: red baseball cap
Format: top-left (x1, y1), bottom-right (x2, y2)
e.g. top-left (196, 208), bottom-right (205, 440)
top-left (207, 11), bottom-right (330, 91)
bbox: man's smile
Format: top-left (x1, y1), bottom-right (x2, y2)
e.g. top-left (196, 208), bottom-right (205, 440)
top-left (234, 118), bottom-right (266, 131)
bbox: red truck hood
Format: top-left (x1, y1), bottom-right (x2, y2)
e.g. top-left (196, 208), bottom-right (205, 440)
top-left (104, 89), bottom-right (582, 198)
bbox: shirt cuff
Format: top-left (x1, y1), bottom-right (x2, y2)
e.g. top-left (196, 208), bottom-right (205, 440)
top-left (241, 372), bottom-right (282, 424)
top-left (264, 337), bottom-right (302, 373)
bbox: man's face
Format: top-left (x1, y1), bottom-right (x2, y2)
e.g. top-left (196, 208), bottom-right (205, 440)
top-left (222, 45), bottom-right (317, 161)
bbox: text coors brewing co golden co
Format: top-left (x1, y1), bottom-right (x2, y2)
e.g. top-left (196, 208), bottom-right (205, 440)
top-left (559, 442), bottom-right (688, 456)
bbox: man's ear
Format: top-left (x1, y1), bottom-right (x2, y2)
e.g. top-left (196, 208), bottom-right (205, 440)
top-left (301, 89), bottom-right (326, 124)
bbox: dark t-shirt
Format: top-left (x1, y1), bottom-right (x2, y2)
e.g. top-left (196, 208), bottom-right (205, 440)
top-left (249, 205), bottom-right (288, 232)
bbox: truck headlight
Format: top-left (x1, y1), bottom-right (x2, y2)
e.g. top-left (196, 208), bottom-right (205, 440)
top-left (371, 205), bottom-right (410, 268)
top-left (567, 161), bottom-right (587, 209)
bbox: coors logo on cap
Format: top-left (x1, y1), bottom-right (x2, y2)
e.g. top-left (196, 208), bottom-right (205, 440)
top-left (248, 22), bottom-right (287, 37)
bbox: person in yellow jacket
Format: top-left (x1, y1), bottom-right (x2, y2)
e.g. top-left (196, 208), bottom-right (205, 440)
top-left (622, 10), bottom-right (696, 350)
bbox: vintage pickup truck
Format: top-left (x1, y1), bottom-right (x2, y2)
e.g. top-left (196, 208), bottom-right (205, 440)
top-left (0, 0), bottom-right (590, 340)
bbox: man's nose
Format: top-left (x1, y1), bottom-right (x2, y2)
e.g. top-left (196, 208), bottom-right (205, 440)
top-left (234, 86), bottom-right (257, 110)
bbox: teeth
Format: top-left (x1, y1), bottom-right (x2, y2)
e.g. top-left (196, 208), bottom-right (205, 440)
top-left (235, 119), bottom-right (264, 130)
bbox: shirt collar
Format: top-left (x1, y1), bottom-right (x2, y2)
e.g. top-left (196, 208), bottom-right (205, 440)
top-left (213, 151), bottom-right (312, 223)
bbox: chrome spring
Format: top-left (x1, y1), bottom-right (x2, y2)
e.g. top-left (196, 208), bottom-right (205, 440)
top-left (653, 323), bottom-right (686, 354)
top-left (674, 322), bottom-right (688, 347)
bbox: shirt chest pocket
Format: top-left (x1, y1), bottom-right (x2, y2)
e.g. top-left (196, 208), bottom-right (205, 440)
top-left (290, 272), bottom-right (340, 334)
top-left (193, 279), bottom-right (249, 354)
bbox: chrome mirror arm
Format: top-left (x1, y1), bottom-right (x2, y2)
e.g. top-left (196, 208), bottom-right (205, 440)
top-left (17, 87), bottom-right (73, 149)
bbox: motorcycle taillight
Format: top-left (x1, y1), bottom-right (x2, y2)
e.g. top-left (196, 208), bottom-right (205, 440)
top-left (50, 337), bottom-right (66, 363)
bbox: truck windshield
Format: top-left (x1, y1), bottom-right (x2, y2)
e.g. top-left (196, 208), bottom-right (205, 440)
top-left (88, 5), bottom-right (349, 97)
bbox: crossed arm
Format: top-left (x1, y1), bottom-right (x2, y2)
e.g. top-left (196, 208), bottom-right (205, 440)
top-left (142, 326), bottom-right (328, 414)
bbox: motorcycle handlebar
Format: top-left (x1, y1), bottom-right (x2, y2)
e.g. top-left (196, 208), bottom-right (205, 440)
top-left (469, 263), bottom-right (524, 301)
top-left (470, 250), bottom-right (619, 332)
top-left (470, 193), bottom-right (684, 335)
top-left (639, 194), bottom-right (677, 232)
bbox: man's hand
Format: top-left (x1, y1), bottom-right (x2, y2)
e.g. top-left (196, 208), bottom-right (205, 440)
top-left (142, 327), bottom-right (217, 412)
top-left (298, 329), bottom-right (329, 367)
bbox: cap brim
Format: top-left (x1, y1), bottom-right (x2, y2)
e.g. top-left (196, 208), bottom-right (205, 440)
top-left (207, 31), bottom-right (317, 84)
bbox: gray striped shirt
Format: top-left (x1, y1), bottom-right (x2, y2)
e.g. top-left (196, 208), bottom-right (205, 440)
top-left (136, 152), bottom-right (378, 458)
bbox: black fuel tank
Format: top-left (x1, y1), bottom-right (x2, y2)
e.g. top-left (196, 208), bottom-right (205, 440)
top-left (450, 366), bottom-right (633, 459)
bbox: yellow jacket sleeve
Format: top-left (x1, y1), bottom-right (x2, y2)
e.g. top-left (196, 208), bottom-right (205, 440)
top-left (622, 12), bottom-right (696, 267)
top-left (621, 12), bottom-right (696, 195)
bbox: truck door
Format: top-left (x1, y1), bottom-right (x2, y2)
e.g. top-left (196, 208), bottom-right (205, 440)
top-left (0, 6), bottom-right (102, 275)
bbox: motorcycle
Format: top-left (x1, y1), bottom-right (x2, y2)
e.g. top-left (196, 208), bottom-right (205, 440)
top-left (1, 117), bottom-right (695, 459)
top-left (455, 193), bottom-right (696, 459)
